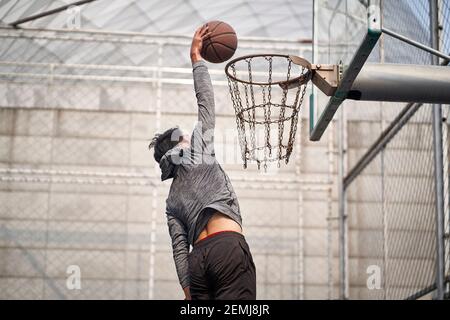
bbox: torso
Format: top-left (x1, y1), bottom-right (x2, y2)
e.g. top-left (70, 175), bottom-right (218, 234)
top-left (195, 211), bottom-right (242, 244)
top-left (166, 160), bottom-right (242, 246)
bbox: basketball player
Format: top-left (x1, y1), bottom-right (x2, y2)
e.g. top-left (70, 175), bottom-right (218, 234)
top-left (149, 25), bottom-right (256, 300)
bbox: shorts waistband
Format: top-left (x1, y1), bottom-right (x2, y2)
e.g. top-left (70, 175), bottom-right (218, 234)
top-left (193, 230), bottom-right (244, 248)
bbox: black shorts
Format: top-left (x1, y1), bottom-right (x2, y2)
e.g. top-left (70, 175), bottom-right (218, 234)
top-left (188, 231), bottom-right (256, 300)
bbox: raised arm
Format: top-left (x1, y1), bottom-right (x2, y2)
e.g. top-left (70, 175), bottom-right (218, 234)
top-left (193, 61), bottom-right (215, 134)
top-left (166, 213), bottom-right (191, 299)
top-left (190, 25), bottom-right (215, 155)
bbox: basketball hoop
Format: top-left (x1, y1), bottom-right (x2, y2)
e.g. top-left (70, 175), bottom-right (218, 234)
top-left (225, 54), bottom-right (312, 170)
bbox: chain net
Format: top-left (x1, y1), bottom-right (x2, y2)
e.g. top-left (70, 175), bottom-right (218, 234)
top-left (226, 55), bottom-right (309, 170)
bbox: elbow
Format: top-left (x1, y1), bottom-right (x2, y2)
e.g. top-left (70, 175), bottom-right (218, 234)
top-left (196, 91), bottom-right (214, 105)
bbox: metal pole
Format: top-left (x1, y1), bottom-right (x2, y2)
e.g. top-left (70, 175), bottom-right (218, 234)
top-left (0, 26), bottom-right (310, 46)
top-left (148, 43), bottom-right (163, 300)
top-left (442, 107), bottom-right (450, 297)
top-left (344, 102), bottom-right (422, 189)
top-left (430, 0), bottom-right (445, 301)
top-left (295, 110), bottom-right (304, 300)
top-left (348, 63), bottom-right (450, 104)
top-left (381, 27), bottom-right (450, 62)
top-left (379, 1), bottom-right (389, 298)
top-left (327, 119), bottom-right (335, 300)
top-left (338, 100), bottom-right (348, 299)
top-left (10, 0), bottom-right (97, 27)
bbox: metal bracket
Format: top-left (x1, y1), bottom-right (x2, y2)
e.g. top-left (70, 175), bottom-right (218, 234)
top-left (311, 64), bottom-right (339, 96)
top-left (382, 27), bottom-right (450, 62)
top-left (278, 63), bottom-right (339, 95)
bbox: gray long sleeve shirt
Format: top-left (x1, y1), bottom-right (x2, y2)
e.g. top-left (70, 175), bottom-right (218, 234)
top-left (162, 60), bottom-right (242, 289)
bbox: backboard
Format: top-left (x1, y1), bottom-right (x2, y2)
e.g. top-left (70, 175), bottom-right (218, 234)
top-left (310, 0), bottom-right (381, 141)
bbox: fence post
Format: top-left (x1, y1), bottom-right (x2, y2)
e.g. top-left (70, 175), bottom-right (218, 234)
top-left (338, 103), bottom-right (348, 299)
top-left (430, 0), bottom-right (445, 301)
top-left (148, 43), bottom-right (164, 300)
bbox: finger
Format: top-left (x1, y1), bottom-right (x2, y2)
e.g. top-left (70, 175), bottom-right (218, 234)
top-left (195, 26), bottom-right (203, 35)
top-left (199, 24), bottom-right (209, 36)
top-left (201, 32), bottom-right (212, 40)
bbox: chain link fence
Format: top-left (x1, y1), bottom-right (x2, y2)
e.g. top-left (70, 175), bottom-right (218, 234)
top-left (0, 26), bottom-right (340, 299)
top-left (339, 0), bottom-right (450, 299)
top-left (313, 0), bottom-right (450, 300)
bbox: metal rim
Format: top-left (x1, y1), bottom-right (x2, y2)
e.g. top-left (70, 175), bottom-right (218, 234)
top-left (225, 53), bottom-right (312, 86)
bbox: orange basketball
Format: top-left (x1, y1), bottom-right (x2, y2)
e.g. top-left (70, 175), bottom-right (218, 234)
top-left (201, 21), bottom-right (238, 64)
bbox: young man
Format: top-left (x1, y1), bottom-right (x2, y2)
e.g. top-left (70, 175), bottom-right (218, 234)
top-left (149, 25), bottom-right (256, 300)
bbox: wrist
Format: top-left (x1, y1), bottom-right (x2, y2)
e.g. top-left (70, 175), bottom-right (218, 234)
top-left (183, 286), bottom-right (191, 300)
top-left (190, 51), bottom-right (202, 63)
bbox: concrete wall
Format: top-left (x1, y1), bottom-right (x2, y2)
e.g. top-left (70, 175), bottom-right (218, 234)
top-left (0, 72), bottom-right (338, 299)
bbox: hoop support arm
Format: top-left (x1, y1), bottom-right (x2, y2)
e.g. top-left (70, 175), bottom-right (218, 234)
top-left (310, 64), bottom-right (339, 96)
top-left (349, 63), bottom-right (450, 104)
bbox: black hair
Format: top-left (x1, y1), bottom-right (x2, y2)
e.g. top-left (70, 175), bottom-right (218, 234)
top-left (148, 127), bottom-right (183, 163)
